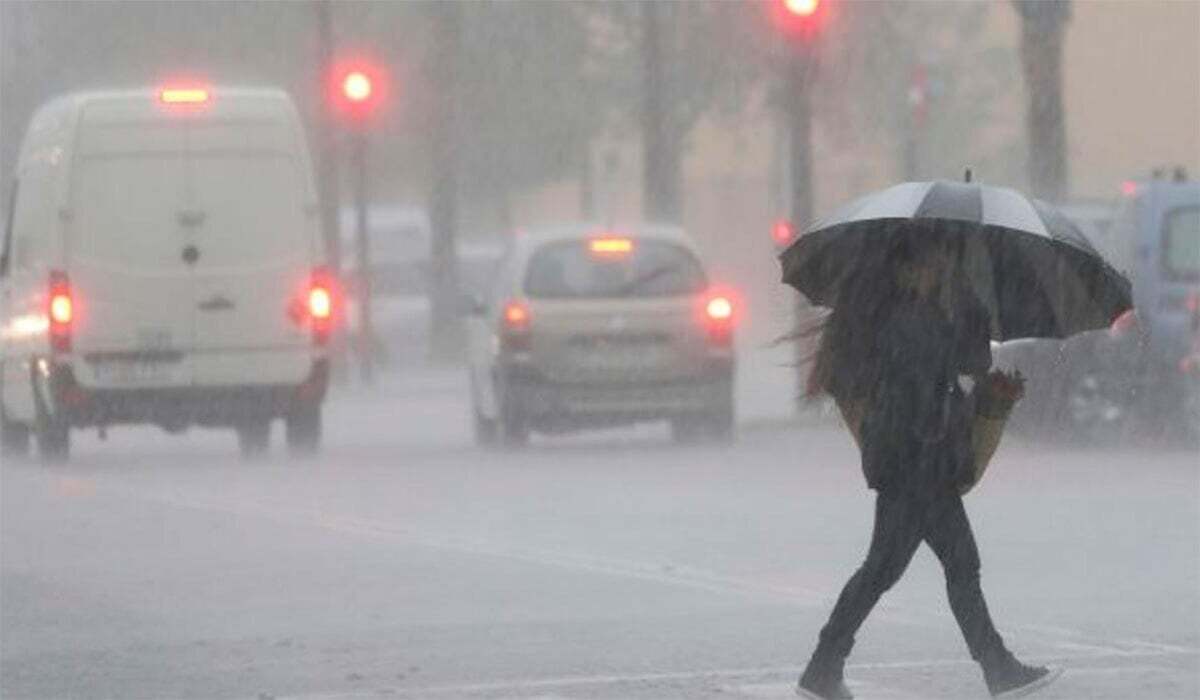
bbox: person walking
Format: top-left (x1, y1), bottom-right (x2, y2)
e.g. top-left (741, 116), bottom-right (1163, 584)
top-left (796, 228), bottom-right (1062, 700)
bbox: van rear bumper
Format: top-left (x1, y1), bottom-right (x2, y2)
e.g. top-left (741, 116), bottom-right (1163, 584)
top-left (42, 359), bottom-right (328, 429)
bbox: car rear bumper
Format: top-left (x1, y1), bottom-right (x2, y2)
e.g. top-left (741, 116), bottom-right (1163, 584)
top-left (501, 361), bottom-right (733, 428)
top-left (41, 359), bottom-right (329, 429)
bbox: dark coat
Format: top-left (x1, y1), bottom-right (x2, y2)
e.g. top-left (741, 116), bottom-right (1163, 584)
top-left (860, 293), bottom-right (991, 495)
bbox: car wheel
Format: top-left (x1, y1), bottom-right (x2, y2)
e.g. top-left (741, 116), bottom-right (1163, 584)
top-left (36, 418), bottom-right (70, 464)
top-left (1, 410), bottom-right (31, 459)
top-left (237, 419), bottom-right (271, 458)
top-left (498, 397), bottom-right (529, 448)
top-left (473, 406), bottom-right (498, 447)
top-left (285, 403), bottom-right (322, 457)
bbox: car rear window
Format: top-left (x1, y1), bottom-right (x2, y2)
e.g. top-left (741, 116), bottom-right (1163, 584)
top-left (524, 239), bottom-right (707, 299)
top-left (1162, 206), bottom-right (1199, 281)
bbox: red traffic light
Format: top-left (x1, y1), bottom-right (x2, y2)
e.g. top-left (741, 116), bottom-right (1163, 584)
top-left (342, 71), bottom-right (373, 103)
top-left (772, 219), bottom-right (796, 247)
top-left (329, 59), bottom-right (388, 123)
top-left (773, 0), bottom-right (827, 37)
top-left (784, 0), bottom-right (819, 16)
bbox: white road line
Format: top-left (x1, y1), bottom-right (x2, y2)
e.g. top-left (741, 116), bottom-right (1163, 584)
top-left (277, 649), bottom-right (1198, 699)
top-left (95, 483), bottom-right (1200, 668)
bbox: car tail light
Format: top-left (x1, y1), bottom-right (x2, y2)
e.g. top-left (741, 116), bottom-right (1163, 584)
top-left (500, 300), bottom-right (531, 352)
top-left (309, 267), bottom-right (337, 345)
top-left (700, 290), bottom-right (736, 347)
top-left (48, 271), bottom-right (72, 353)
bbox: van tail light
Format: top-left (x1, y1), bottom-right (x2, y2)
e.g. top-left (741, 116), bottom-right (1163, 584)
top-left (500, 300), bottom-right (531, 352)
top-left (309, 267), bottom-right (337, 345)
top-left (48, 271), bottom-right (73, 353)
top-left (701, 290), bottom-right (736, 347)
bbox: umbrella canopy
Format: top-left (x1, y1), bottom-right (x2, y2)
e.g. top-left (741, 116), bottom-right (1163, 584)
top-left (779, 180), bottom-right (1133, 340)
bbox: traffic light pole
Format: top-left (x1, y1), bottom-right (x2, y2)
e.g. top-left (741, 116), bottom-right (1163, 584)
top-left (351, 129), bottom-right (374, 384)
top-left (785, 44), bottom-right (815, 410)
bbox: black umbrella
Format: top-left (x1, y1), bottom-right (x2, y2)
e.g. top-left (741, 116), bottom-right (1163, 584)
top-left (779, 179), bottom-right (1133, 340)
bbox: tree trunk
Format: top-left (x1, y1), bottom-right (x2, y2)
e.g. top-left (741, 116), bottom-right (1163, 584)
top-left (578, 136), bottom-right (594, 220)
top-left (428, 1), bottom-right (464, 362)
top-left (1015, 0), bottom-right (1070, 202)
top-left (641, 2), bottom-right (682, 224)
top-left (312, 0), bottom-right (342, 270)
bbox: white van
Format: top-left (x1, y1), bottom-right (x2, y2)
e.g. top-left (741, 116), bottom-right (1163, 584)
top-left (0, 87), bottom-right (333, 461)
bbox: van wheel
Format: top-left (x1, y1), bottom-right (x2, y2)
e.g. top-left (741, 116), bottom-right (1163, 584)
top-left (1, 412), bottom-right (31, 459)
top-left (237, 419), bottom-right (271, 458)
top-left (706, 408), bottom-right (736, 444)
top-left (36, 419), bottom-right (70, 463)
top-left (469, 374), bottom-right (498, 447)
top-left (285, 404), bottom-right (322, 457)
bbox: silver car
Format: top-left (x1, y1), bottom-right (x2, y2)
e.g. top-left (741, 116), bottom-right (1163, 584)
top-left (466, 224), bottom-right (737, 446)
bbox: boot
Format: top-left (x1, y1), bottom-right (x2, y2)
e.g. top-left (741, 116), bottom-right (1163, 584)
top-left (796, 654), bottom-right (853, 700)
top-left (982, 649), bottom-right (1062, 699)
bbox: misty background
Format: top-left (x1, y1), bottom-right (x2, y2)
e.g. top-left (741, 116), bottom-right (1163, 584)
top-left (3, 0), bottom-right (1196, 362)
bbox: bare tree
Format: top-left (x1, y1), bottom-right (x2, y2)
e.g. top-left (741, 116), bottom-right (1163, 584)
top-left (427, 1), bottom-right (464, 361)
top-left (640, 2), bottom-right (681, 224)
top-left (1013, 0), bottom-right (1071, 202)
top-left (311, 1), bottom-right (342, 270)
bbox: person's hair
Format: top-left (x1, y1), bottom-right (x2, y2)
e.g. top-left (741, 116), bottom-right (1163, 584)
top-left (798, 222), bottom-right (965, 401)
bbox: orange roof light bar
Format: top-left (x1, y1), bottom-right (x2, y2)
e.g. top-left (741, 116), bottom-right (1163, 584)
top-left (160, 87), bottom-right (210, 104)
top-left (589, 237), bottom-right (634, 255)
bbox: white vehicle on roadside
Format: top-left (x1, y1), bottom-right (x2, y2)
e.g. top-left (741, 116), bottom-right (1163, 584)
top-left (0, 86), bottom-right (334, 461)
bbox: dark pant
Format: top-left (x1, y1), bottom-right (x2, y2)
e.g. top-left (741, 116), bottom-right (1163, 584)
top-left (812, 490), bottom-right (1007, 667)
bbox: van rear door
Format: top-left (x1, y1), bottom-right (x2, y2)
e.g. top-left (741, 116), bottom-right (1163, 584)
top-left (189, 152), bottom-right (314, 385)
top-left (69, 147), bottom-right (195, 389)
